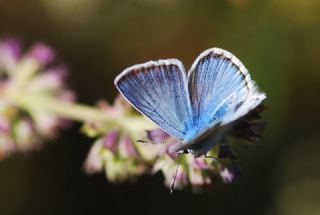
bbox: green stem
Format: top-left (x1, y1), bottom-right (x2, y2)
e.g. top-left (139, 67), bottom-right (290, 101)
top-left (29, 96), bottom-right (109, 122)
top-left (11, 93), bottom-right (155, 133)
top-left (19, 95), bottom-right (109, 122)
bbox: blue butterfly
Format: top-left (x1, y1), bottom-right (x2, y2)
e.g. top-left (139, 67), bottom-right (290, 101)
top-left (114, 48), bottom-right (266, 157)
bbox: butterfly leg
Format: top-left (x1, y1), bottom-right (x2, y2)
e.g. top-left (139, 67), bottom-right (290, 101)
top-left (203, 153), bottom-right (220, 164)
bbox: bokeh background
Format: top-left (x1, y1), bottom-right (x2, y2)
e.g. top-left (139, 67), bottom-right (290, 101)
top-left (0, 0), bottom-right (320, 214)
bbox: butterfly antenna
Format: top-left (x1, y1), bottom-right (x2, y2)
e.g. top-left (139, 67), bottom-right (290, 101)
top-left (136, 139), bottom-right (176, 145)
top-left (170, 153), bottom-right (183, 194)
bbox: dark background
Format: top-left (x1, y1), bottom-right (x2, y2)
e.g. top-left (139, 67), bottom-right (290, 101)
top-left (0, 0), bottom-right (320, 214)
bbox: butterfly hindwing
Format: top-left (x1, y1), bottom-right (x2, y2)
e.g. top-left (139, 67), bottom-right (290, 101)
top-left (115, 60), bottom-right (193, 140)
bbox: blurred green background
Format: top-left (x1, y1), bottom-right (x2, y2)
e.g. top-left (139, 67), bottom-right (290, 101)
top-left (0, 0), bottom-right (320, 214)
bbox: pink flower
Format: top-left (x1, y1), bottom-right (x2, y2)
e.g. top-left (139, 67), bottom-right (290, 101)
top-left (0, 38), bottom-right (76, 159)
top-left (83, 95), bottom-right (153, 182)
top-left (220, 168), bottom-right (234, 183)
top-left (0, 38), bottom-right (21, 71)
top-left (27, 43), bottom-right (55, 66)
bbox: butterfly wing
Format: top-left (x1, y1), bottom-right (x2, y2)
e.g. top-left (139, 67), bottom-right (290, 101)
top-left (173, 48), bottom-right (266, 152)
top-left (188, 48), bottom-right (265, 128)
top-left (114, 59), bottom-right (193, 140)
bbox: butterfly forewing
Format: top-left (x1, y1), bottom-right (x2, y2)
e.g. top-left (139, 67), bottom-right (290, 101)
top-left (114, 60), bottom-right (193, 140)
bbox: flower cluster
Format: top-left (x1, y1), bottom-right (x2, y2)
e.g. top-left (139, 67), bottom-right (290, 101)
top-left (0, 38), bottom-right (75, 159)
top-left (83, 95), bottom-right (156, 182)
top-left (147, 128), bottom-right (242, 191)
top-left (83, 93), bottom-right (266, 191)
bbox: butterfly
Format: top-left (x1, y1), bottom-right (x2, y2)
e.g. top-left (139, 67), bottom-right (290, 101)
top-left (114, 48), bottom-right (266, 157)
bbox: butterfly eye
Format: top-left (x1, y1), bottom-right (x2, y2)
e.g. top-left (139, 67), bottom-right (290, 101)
top-left (177, 149), bottom-right (189, 154)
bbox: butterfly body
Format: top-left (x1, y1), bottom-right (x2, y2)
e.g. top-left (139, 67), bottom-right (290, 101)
top-left (115, 48), bottom-right (266, 157)
top-left (180, 124), bottom-right (226, 156)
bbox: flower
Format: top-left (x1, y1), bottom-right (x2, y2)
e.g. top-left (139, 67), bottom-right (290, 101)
top-left (152, 148), bottom-right (217, 191)
top-left (148, 129), bottom-right (220, 191)
top-left (0, 38), bottom-right (75, 159)
top-left (84, 129), bottom-right (147, 182)
top-left (83, 91), bottom-right (266, 191)
top-left (220, 168), bottom-right (234, 183)
top-left (83, 95), bottom-right (156, 182)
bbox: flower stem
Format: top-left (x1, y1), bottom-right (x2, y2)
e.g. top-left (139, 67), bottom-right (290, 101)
top-left (19, 95), bottom-right (108, 122)
top-left (11, 93), bottom-right (155, 132)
